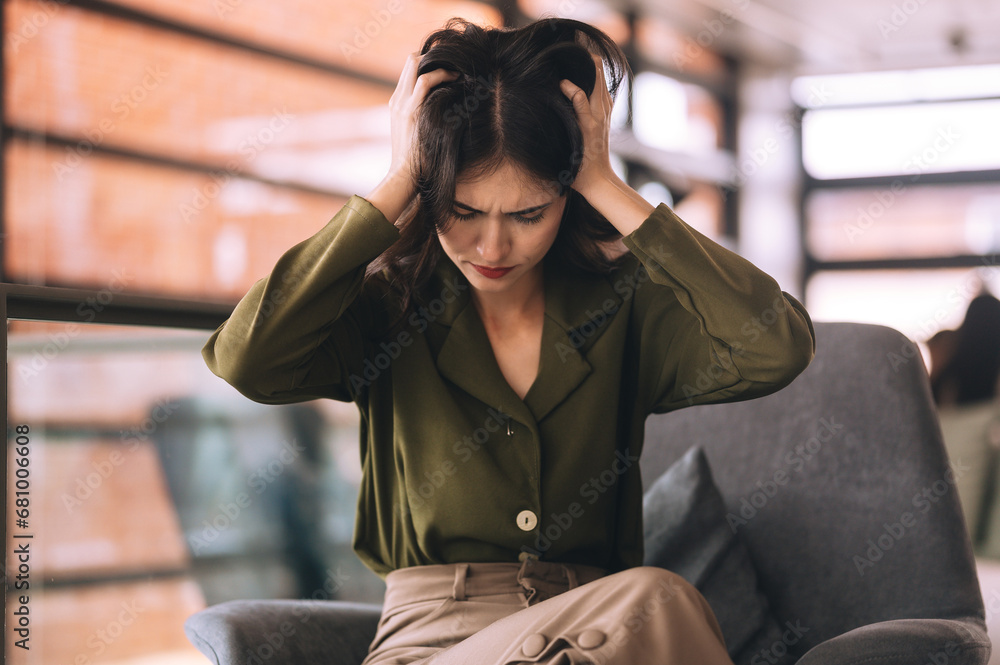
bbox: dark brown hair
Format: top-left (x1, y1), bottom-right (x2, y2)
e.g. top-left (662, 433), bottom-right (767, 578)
top-left (367, 17), bottom-right (633, 325)
top-left (931, 293), bottom-right (1000, 405)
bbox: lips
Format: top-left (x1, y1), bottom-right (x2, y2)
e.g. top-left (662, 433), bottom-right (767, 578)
top-left (471, 264), bottom-right (514, 279)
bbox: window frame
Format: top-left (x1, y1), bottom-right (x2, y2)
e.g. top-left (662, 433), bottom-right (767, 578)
top-left (797, 91), bottom-right (1000, 298)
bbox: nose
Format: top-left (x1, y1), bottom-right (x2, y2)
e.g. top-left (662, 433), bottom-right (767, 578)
top-left (477, 216), bottom-right (510, 264)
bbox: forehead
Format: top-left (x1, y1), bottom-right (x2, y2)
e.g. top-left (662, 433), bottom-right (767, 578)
top-left (454, 161), bottom-right (555, 205)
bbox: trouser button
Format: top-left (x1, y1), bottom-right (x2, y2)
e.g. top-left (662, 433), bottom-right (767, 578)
top-left (522, 633), bottom-right (547, 657)
top-left (578, 629), bottom-right (606, 649)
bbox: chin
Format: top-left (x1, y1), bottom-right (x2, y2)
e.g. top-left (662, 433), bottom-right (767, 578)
top-left (466, 273), bottom-right (512, 290)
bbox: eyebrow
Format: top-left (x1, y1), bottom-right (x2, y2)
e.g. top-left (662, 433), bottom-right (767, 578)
top-left (453, 200), bottom-right (553, 216)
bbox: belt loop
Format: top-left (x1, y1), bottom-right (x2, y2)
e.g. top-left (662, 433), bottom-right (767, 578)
top-left (563, 565), bottom-right (579, 590)
top-left (452, 563), bottom-right (469, 601)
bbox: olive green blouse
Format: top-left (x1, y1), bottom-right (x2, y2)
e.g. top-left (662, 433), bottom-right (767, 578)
top-left (202, 195), bottom-right (815, 579)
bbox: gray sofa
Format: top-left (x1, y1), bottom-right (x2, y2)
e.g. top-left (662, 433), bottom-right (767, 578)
top-left (185, 322), bottom-right (991, 664)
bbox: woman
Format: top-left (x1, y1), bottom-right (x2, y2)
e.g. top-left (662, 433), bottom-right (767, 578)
top-left (203, 17), bottom-right (815, 665)
top-left (931, 293), bottom-right (1000, 408)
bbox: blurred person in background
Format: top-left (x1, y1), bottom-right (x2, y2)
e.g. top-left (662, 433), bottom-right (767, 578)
top-left (932, 292), bottom-right (1000, 408)
top-left (930, 292), bottom-right (1000, 556)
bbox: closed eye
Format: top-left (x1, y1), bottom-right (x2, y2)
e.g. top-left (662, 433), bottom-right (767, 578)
top-left (452, 209), bottom-right (478, 221)
top-left (511, 211), bottom-right (544, 224)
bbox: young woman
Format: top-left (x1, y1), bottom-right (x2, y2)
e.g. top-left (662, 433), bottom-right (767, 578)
top-left (203, 17), bottom-right (815, 665)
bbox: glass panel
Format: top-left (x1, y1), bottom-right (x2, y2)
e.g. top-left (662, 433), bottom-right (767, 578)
top-left (792, 64), bottom-right (1000, 109)
top-left (112, 0), bottom-right (503, 81)
top-left (5, 138), bottom-right (346, 299)
top-left (802, 100), bottom-right (1000, 179)
top-left (5, 0), bottom-right (392, 180)
top-left (805, 267), bottom-right (1000, 348)
top-left (807, 183), bottom-right (1000, 261)
top-left (6, 320), bottom-right (380, 663)
top-left (633, 71), bottom-right (723, 153)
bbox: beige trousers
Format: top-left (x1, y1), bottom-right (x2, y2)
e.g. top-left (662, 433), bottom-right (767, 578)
top-left (359, 558), bottom-right (734, 665)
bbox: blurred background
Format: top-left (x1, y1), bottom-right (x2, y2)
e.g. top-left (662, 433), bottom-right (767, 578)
top-left (3, 0), bottom-right (999, 663)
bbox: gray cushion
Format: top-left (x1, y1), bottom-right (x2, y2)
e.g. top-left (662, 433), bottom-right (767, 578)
top-left (796, 618), bottom-right (992, 665)
top-left (643, 445), bottom-right (796, 664)
top-left (183, 599), bottom-right (381, 665)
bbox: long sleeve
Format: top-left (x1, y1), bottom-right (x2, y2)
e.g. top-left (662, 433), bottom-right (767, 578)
top-left (202, 195), bottom-right (400, 404)
top-left (620, 203), bottom-right (815, 414)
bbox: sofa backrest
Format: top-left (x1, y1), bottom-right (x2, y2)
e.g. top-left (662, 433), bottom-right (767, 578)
top-left (641, 321), bottom-right (984, 651)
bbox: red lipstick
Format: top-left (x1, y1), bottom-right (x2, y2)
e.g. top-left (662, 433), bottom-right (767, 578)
top-left (472, 264), bottom-right (514, 279)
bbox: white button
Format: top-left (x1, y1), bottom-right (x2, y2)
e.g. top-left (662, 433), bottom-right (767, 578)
top-left (516, 510), bottom-right (538, 531)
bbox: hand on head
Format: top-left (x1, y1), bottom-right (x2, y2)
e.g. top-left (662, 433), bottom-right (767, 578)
top-left (559, 55), bottom-right (617, 201)
top-left (367, 53), bottom-right (458, 223)
top-left (388, 52), bottom-right (459, 192)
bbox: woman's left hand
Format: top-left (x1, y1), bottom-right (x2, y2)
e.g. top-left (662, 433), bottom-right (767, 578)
top-left (559, 55), bottom-right (618, 202)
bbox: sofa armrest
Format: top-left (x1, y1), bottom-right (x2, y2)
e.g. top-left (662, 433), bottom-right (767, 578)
top-left (795, 618), bottom-right (990, 665)
top-left (184, 600), bottom-right (382, 665)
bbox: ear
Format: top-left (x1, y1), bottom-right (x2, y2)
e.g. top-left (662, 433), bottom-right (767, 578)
top-left (540, 43), bottom-right (597, 97)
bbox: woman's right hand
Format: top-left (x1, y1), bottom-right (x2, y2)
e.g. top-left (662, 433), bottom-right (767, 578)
top-left (366, 53), bottom-right (458, 225)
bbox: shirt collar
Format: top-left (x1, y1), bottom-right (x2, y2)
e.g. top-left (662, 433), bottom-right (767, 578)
top-left (428, 253), bottom-right (625, 422)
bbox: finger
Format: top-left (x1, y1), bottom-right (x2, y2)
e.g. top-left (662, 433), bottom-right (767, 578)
top-left (408, 68), bottom-right (459, 113)
top-left (415, 67), bottom-right (459, 93)
top-left (560, 78), bottom-right (584, 103)
top-left (561, 80), bottom-right (591, 120)
top-left (592, 54), bottom-right (606, 80)
top-left (391, 53), bottom-right (422, 104)
top-left (589, 56), bottom-right (613, 114)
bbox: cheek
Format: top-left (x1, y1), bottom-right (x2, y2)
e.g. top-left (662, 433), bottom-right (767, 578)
top-left (437, 226), bottom-right (469, 255)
